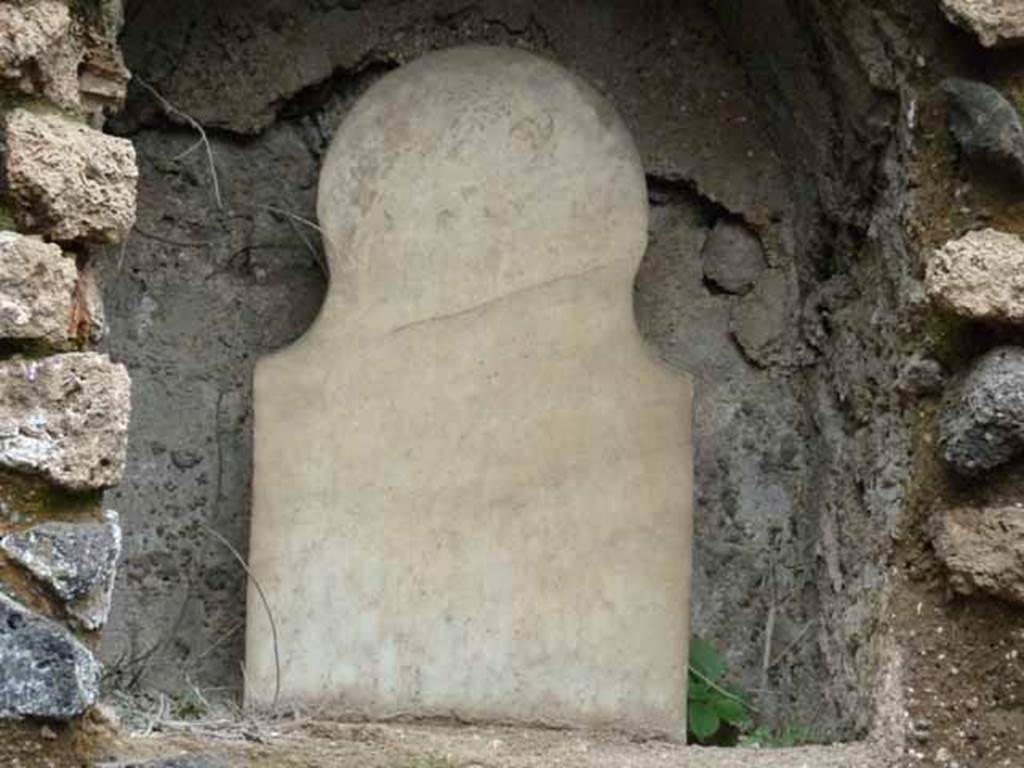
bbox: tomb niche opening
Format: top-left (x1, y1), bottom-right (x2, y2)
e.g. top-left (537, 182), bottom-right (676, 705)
top-left (246, 46), bottom-right (693, 737)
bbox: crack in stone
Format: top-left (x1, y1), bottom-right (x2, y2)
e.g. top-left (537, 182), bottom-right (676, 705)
top-left (386, 260), bottom-right (619, 337)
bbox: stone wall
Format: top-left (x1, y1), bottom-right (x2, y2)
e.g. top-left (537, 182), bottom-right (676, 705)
top-left (0, 0), bottom-right (135, 724)
top-left (1, 0), bottom-right (1024, 764)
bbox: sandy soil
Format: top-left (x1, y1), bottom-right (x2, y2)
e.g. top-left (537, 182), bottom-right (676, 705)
top-left (98, 719), bottom-right (890, 768)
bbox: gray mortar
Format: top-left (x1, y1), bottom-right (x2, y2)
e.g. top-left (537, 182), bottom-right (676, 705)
top-left (96, 120), bottom-right (328, 693)
top-left (99, 0), bottom-right (931, 740)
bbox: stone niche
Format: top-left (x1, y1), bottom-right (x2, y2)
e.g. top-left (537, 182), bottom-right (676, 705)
top-left (246, 47), bottom-right (693, 737)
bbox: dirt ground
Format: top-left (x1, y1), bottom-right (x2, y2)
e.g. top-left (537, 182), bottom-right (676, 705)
top-left (0, 716), bottom-right (890, 768)
top-left (893, 576), bottom-right (1024, 768)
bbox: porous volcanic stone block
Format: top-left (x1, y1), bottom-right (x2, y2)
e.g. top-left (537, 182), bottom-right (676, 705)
top-left (940, 0), bottom-right (1024, 48)
top-left (0, 1), bottom-right (128, 116)
top-left (0, 352), bottom-right (131, 490)
top-left (927, 229), bottom-right (1024, 324)
top-left (4, 109), bottom-right (137, 243)
top-left (1, 514), bottom-right (122, 630)
top-left (0, 0), bottom-right (78, 109)
top-left (0, 591), bottom-right (101, 720)
top-left (0, 231), bottom-right (77, 345)
top-left (939, 346), bottom-right (1024, 476)
top-left (942, 78), bottom-right (1024, 184)
top-left (934, 505), bottom-right (1024, 604)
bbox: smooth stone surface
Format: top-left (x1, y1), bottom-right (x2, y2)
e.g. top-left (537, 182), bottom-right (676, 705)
top-left (0, 352), bottom-right (131, 490)
top-left (0, 232), bottom-right (77, 345)
top-left (1, 514), bottom-right (122, 630)
top-left (938, 346), bottom-right (1024, 476)
top-left (247, 47), bottom-right (693, 737)
top-left (927, 228), bottom-right (1024, 325)
top-left (0, 591), bottom-right (101, 720)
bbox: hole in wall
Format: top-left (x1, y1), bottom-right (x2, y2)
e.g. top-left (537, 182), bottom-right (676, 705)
top-left (97, 0), bottom-right (907, 742)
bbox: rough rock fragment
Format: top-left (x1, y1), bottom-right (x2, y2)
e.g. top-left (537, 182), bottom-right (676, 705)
top-left (78, 29), bottom-right (131, 118)
top-left (0, 591), bottom-right (101, 720)
top-left (942, 78), bottom-right (1024, 184)
top-left (934, 505), bottom-right (1024, 604)
top-left (938, 346), bottom-right (1024, 476)
top-left (4, 109), bottom-right (138, 243)
top-left (0, 0), bottom-right (129, 116)
top-left (1, 514), bottom-right (122, 630)
top-left (729, 268), bottom-right (797, 366)
top-left (927, 229), bottom-right (1024, 324)
top-left (940, 0), bottom-right (1024, 48)
top-left (701, 219), bottom-right (766, 295)
top-left (896, 353), bottom-right (945, 398)
top-left (0, 353), bottom-right (131, 490)
top-left (71, 261), bottom-right (107, 343)
top-left (0, 232), bottom-right (77, 345)
top-left (0, 0), bottom-right (79, 109)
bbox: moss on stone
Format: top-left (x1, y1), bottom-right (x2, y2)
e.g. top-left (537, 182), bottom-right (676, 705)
top-left (0, 470), bottom-right (103, 531)
top-left (920, 312), bottom-right (971, 369)
top-left (0, 201), bottom-right (16, 233)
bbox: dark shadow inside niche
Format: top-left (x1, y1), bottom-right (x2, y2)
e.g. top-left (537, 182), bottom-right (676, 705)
top-left (99, 0), bottom-right (898, 742)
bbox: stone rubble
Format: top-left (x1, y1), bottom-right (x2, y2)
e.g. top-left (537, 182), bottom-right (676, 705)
top-left (940, 0), bottom-right (1024, 48)
top-left (729, 268), bottom-right (798, 366)
top-left (933, 505), bottom-right (1024, 605)
top-left (1, 513), bottom-right (122, 630)
top-left (71, 261), bottom-right (108, 344)
top-left (4, 109), bottom-right (138, 243)
top-left (938, 346), bottom-right (1024, 476)
top-left (701, 219), bottom-right (766, 295)
top-left (0, 231), bottom-right (77, 345)
top-left (927, 229), bottom-right (1024, 325)
top-left (0, 352), bottom-right (131, 490)
top-left (77, 29), bottom-right (131, 119)
top-left (942, 78), bottom-right (1024, 184)
top-left (0, 590), bottom-right (101, 720)
top-left (896, 353), bottom-right (946, 398)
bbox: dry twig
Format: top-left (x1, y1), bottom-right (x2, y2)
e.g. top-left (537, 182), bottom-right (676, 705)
top-left (253, 204), bottom-right (329, 277)
top-left (135, 76), bottom-right (224, 210)
top-left (687, 664), bottom-right (759, 714)
top-left (200, 524), bottom-right (281, 711)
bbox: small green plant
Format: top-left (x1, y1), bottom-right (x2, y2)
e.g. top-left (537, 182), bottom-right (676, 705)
top-left (171, 686), bottom-right (209, 720)
top-left (687, 636), bottom-right (752, 744)
top-left (740, 723), bottom-right (814, 748)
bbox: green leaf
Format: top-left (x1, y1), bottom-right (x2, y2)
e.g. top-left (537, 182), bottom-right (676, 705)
top-left (712, 695), bottom-right (751, 726)
top-left (687, 679), bottom-right (713, 702)
top-left (688, 702), bottom-right (721, 741)
top-left (689, 636), bottom-right (726, 682)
